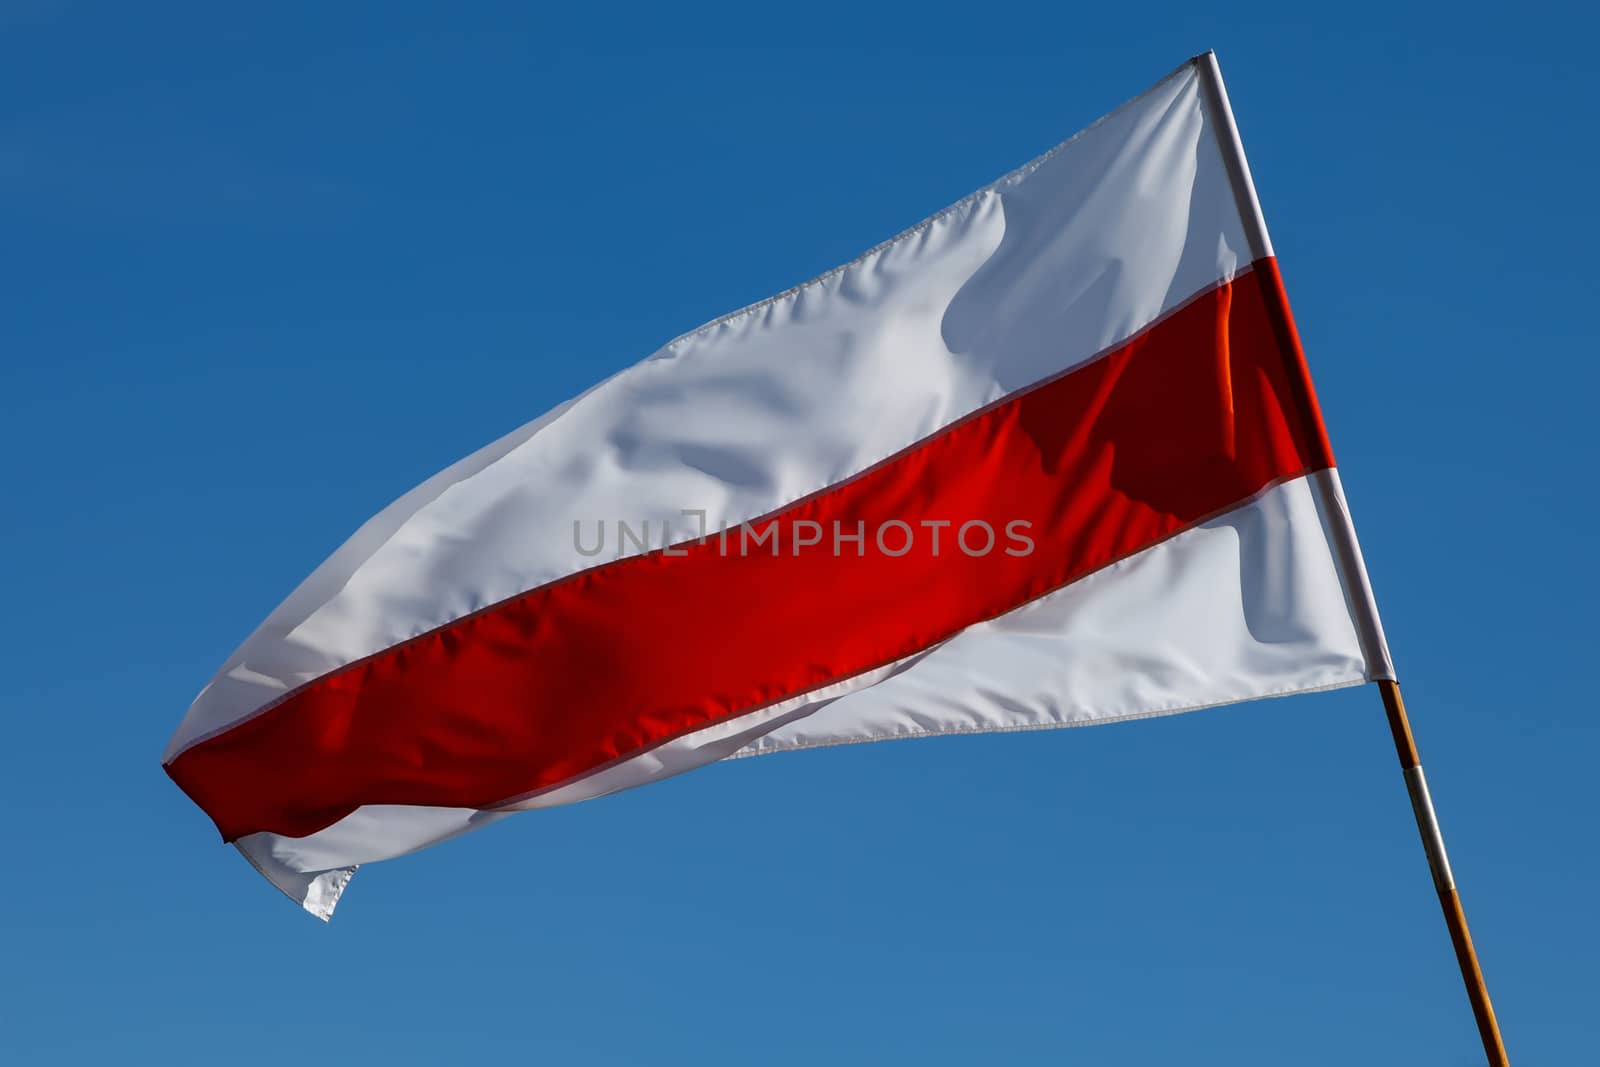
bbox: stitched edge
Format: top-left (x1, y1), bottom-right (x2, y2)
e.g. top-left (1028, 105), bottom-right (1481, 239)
top-left (726, 675), bottom-right (1372, 760)
top-left (233, 841), bottom-right (356, 922)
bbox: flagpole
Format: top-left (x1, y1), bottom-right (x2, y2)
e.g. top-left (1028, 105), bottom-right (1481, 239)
top-left (1377, 679), bottom-right (1509, 1063)
top-left (1193, 51), bottom-right (1510, 1065)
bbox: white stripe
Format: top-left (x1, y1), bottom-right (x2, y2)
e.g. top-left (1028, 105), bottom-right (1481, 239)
top-left (168, 60), bottom-right (1252, 759)
top-left (239, 472), bottom-right (1375, 917)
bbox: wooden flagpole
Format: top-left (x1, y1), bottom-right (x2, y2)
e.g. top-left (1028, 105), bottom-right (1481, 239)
top-left (1192, 51), bottom-right (1510, 1064)
top-left (1378, 680), bottom-right (1509, 1064)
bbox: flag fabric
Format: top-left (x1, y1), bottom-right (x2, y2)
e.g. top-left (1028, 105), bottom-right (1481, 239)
top-left (165, 55), bottom-right (1393, 918)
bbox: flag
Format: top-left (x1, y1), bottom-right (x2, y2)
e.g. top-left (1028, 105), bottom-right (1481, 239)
top-left (165, 54), bottom-right (1393, 918)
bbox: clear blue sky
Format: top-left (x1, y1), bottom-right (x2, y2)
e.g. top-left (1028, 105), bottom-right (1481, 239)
top-left (2, 3), bottom-right (1592, 1063)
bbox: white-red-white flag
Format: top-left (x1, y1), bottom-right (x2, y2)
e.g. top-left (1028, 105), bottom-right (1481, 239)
top-left (165, 54), bottom-right (1393, 918)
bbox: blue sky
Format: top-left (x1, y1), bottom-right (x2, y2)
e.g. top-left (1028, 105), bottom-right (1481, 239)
top-left (2, 3), bottom-right (1593, 1063)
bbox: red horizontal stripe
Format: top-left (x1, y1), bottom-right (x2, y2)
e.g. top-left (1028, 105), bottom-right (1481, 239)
top-left (168, 259), bottom-right (1332, 842)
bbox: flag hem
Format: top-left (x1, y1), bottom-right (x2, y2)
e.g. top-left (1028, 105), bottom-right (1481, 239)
top-left (234, 842), bottom-right (356, 922)
top-left (726, 673), bottom-right (1374, 760)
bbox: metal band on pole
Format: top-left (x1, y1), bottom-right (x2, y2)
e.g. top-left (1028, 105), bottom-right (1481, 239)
top-left (1193, 51), bottom-right (1510, 1065)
